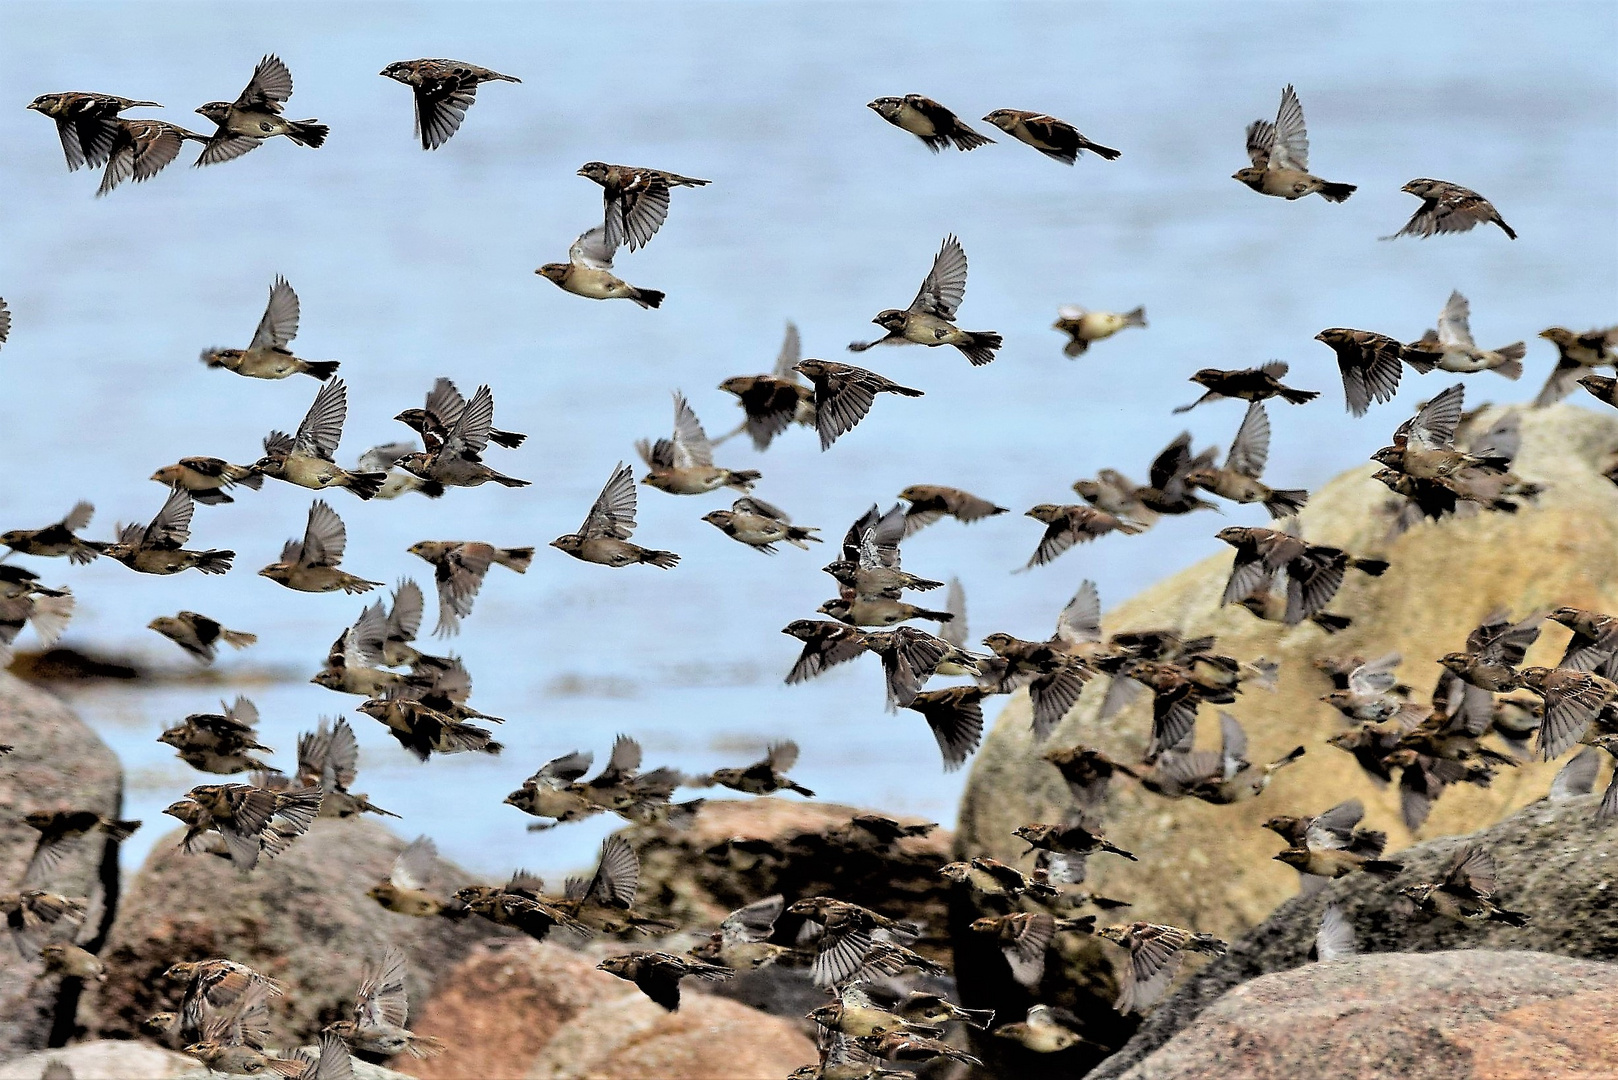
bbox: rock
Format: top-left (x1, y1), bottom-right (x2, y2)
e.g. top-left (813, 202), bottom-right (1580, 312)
top-left (0, 1042), bottom-right (195, 1079)
top-left (1091, 794), bottom-right (1618, 1077)
top-left (954, 402), bottom-right (1618, 1064)
top-left (0, 672), bottom-right (127, 1058)
top-left (392, 939), bottom-right (636, 1080)
top-left (179, 1048), bottom-right (414, 1080)
top-left (84, 818), bottom-right (507, 1047)
top-left (1110, 950), bottom-right (1618, 1080)
top-left (526, 990), bottom-right (819, 1080)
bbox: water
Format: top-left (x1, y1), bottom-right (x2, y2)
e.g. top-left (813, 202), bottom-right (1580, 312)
top-left (1, 2), bottom-right (1614, 881)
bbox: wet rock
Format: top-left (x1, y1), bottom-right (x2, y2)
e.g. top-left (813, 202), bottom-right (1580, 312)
top-left (1110, 950), bottom-right (1618, 1080)
top-left (85, 818), bottom-right (506, 1047)
top-left (954, 402), bottom-right (1618, 1068)
top-left (0, 672), bottom-right (126, 1057)
top-left (1092, 794), bottom-right (1618, 1077)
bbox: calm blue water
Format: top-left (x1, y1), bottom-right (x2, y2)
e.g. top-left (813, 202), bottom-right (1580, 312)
top-left (1, 2), bottom-right (1614, 879)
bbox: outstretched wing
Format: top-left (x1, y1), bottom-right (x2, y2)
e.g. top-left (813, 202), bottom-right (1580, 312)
top-left (907, 234), bottom-right (968, 320)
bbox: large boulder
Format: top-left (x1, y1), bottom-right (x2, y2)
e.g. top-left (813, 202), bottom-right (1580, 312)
top-left (0, 1041), bottom-right (413, 1080)
top-left (84, 818), bottom-right (507, 1047)
top-left (1092, 793), bottom-right (1618, 1077)
top-left (0, 673), bottom-right (127, 1057)
top-left (1110, 950), bottom-right (1618, 1080)
top-left (526, 990), bottom-right (819, 1080)
top-left (954, 403), bottom-right (1618, 1060)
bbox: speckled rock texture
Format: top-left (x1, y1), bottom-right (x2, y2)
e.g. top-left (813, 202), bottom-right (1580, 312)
top-left (1112, 950), bottom-right (1618, 1080)
top-left (83, 818), bottom-right (506, 1047)
top-left (0, 673), bottom-right (126, 1057)
top-left (953, 403), bottom-right (1618, 1073)
top-left (0, 1042), bottom-right (196, 1079)
top-left (1092, 794), bottom-right (1618, 1078)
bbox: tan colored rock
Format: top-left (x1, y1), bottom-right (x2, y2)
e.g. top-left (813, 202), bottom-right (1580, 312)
top-left (0, 1041), bottom-right (194, 1080)
top-left (526, 990), bottom-right (818, 1080)
top-left (393, 940), bottom-right (635, 1080)
top-left (1112, 950), bottom-right (1618, 1080)
top-left (0, 673), bottom-right (127, 1058)
top-left (955, 402), bottom-right (1618, 1062)
top-left (85, 818), bottom-right (507, 1047)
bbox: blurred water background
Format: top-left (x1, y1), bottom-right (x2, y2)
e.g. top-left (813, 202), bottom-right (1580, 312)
top-left (0, 1), bottom-right (1613, 880)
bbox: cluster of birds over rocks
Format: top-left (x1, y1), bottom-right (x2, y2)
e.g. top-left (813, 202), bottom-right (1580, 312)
top-left (3, 57), bottom-right (1618, 1079)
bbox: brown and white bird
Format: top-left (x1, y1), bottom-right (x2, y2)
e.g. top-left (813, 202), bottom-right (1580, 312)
top-left (896, 485), bottom-right (1007, 536)
top-left (201, 276), bottom-right (339, 382)
top-left (1184, 402), bottom-right (1309, 518)
top-left (103, 489), bottom-right (234, 576)
top-left (848, 235), bottom-right (1001, 367)
top-left (535, 225), bottom-right (664, 308)
top-left (1095, 922), bottom-right (1227, 1013)
top-left (715, 322), bottom-right (817, 450)
top-left (395, 384), bottom-right (529, 489)
top-left (793, 359), bottom-right (923, 451)
top-left (256, 379), bottom-right (383, 498)
top-left (194, 54), bottom-right (327, 166)
top-left (1232, 85), bottom-right (1355, 202)
top-left (150, 456), bottom-right (263, 506)
top-left (551, 462), bottom-right (679, 568)
top-left (868, 95), bottom-right (993, 152)
top-left (1536, 325), bottom-right (1618, 406)
top-left (407, 540), bottom-right (532, 635)
top-left (638, 392), bottom-right (761, 495)
top-left (1409, 291), bottom-right (1525, 380)
top-left (983, 108), bottom-right (1120, 163)
top-left (702, 497), bottom-right (820, 554)
top-left (27, 91), bottom-right (161, 171)
top-left (325, 945), bottom-right (445, 1058)
top-left (1052, 305), bottom-right (1146, 357)
top-left (1383, 179), bottom-right (1516, 240)
top-left (577, 161), bottom-right (711, 252)
top-left (1, 502), bottom-right (105, 564)
top-left (259, 501), bottom-right (382, 594)
top-left (148, 611), bottom-right (256, 664)
top-left (380, 58), bottom-right (520, 149)
top-left (97, 118), bottom-right (208, 197)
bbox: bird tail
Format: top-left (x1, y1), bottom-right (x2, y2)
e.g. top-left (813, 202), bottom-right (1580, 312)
top-left (1318, 181), bottom-right (1356, 203)
top-left (491, 472), bottom-right (531, 488)
top-left (889, 382), bottom-right (926, 398)
top-left (495, 547), bottom-right (535, 573)
top-left (303, 359), bottom-right (340, 381)
top-left (725, 469), bottom-right (762, 491)
top-left (1083, 140), bottom-right (1123, 161)
top-left (1493, 344), bottom-right (1526, 380)
top-left (221, 629), bottom-right (258, 650)
top-left (344, 471), bottom-right (387, 500)
top-left (1493, 217), bottom-right (1517, 241)
top-left (1189, 933), bottom-right (1228, 956)
top-left (489, 429), bottom-right (527, 449)
top-left (105, 818), bottom-right (143, 842)
top-left (957, 332), bottom-right (1003, 367)
top-left (1351, 557), bottom-right (1390, 577)
top-left (195, 550), bottom-right (235, 575)
top-left (786, 526), bottom-right (822, 548)
top-left (1117, 520), bottom-right (1148, 535)
top-left (1362, 859), bottom-right (1405, 879)
top-left (918, 608), bottom-right (955, 623)
top-left (1492, 906), bottom-right (1530, 926)
top-left (642, 549), bottom-right (680, 569)
top-left (402, 1033), bottom-right (447, 1059)
top-left (787, 781), bottom-right (817, 798)
top-left (191, 489), bottom-right (235, 506)
top-left (631, 288), bottom-right (665, 310)
top-left (70, 540), bottom-right (110, 565)
top-left (951, 128), bottom-right (995, 151)
top-left (233, 468), bottom-right (265, 490)
top-left (1400, 347), bottom-right (1440, 374)
top-left (1122, 306), bottom-right (1147, 328)
top-left (1264, 488), bottom-right (1310, 518)
top-left (1310, 612), bottom-right (1352, 634)
top-left (285, 120), bottom-right (329, 148)
top-left (417, 479), bottom-right (447, 498)
top-left (1279, 386), bottom-right (1320, 404)
top-left (953, 1006), bottom-right (996, 1029)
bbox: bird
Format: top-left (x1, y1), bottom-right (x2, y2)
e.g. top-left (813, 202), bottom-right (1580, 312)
top-left (576, 161), bottom-right (711, 252)
top-left (367, 836), bottom-right (450, 918)
top-left (940, 857), bottom-right (1056, 902)
top-left (27, 91), bottom-right (161, 171)
top-left (395, 384), bottom-right (529, 489)
top-left (1184, 402), bottom-right (1309, 518)
top-left (394, 378), bottom-right (526, 450)
top-left (380, 59), bottom-right (520, 149)
top-left (97, 118), bottom-right (209, 197)
top-left (551, 462), bottom-right (678, 568)
top-left (357, 443), bottom-right (443, 500)
top-left (792, 359), bottom-right (923, 450)
top-left (1, 502), bottom-right (106, 564)
top-left (823, 501), bottom-right (942, 599)
top-left (162, 958), bottom-right (283, 1044)
top-left (259, 501), bottom-right (381, 594)
top-left (597, 952), bottom-right (734, 1011)
top-left (1383, 179), bottom-right (1516, 240)
top-left (983, 108), bottom-right (1120, 163)
top-left (103, 489), bottom-right (234, 576)
top-left (165, 784), bottom-right (322, 870)
top-left (1315, 328), bottom-right (1428, 416)
top-left (407, 540), bottom-right (533, 636)
top-left (780, 619), bottom-right (870, 685)
top-left (1021, 503), bottom-right (1145, 569)
top-left (40, 941), bottom-right (106, 982)
top-left (969, 911), bottom-right (1091, 988)
top-left (21, 811), bottom-right (140, 888)
top-left (1095, 922), bottom-right (1228, 1013)
top-left (324, 945), bottom-right (445, 1058)
top-left (703, 497), bottom-right (820, 553)
top-left (1314, 904), bottom-right (1357, 962)
top-left (156, 695), bottom-right (274, 775)
top-left (356, 697), bottom-right (502, 763)
top-left (200, 276), bottom-right (339, 381)
top-left (1270, 801), bottom-right (1404, 889)
top-left (688, 895), bottom-right (795, 972)
top-left (1232, 84), bottom-right (1355, 202)
top-left (994, 1005), bottom-right (1095, 1054)
top-left (702, 741), bottom-right (815, 797)
top-left (1173, 361), bottom-right (1319, 413)
top-left (903, 685), bottom-right (988, 771)
top-left (1397, 843), bottom-right (1528, 925)
top-left (149, 457), bottom-right (264, 506)
top-left (1154, 711), bottom-right (1306, 805)
top-left (148, 612), bottom-right (257, 665)
top-left (637, 392), bottom-right (761, 494)
top-left (1517, 665), bottom-right (1618, 760)
top-left (1, 889), bottom-right (87, 960)
top-left (715, 322), bottom-right (817, 450)
top-left (310, 601), bottom-right (415, 698)
top-left (535, 225), bottom-right (664, 308)
top-left (255, 379), bottom-right (384, 498)
top-left (1042, 744), bottom-right (1141, 810)
top-left (194, 54), bottom-right (328, 166)
top-left (848, 235), bottom-right (1001, 366)
top-left (785, 896), bottom-right (922, 988)
top-left (867, 95), bottom-right (993, 151)
top-left (896, 485), bottom-right (1007, 536)
top-left (807, 983), bottom-right (939, 1039)
top-left (1409, 291), bottom-right (1525, 379)
top-left (0, 298), bottom-right (8, 350)
top-left (1536, 326), bottom-right (1618, 406)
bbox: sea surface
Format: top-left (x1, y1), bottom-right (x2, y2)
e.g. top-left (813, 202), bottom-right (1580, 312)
top-left (0, 2), bottom-right (1614, 881)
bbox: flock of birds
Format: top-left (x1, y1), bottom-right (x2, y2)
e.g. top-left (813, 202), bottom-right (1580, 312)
top-left (3, 55), bottom-right (1618, 1080)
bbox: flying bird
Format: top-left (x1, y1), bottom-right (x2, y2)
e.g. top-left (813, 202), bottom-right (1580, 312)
top-left (380, 58), bottom-right (520, 150)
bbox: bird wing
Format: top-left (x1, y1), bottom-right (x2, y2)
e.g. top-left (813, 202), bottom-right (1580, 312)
top-left (387, 579), bottom-right (425, 644)
top-left (294, 378), bottom-right (348, 461)
top-left (937, 578), bottom-right (968, 649)
top-left (720, 894), bottom-right (784, 944)
top-left (1054, 579), bottom-right (1103, 646)
top-left (1444, 842), bottom-right (1497, 897)
top-left (250, 276), bottom-right (300, 350)
top-left (908, 234), bottom-right (968, 320)
top-left (670, 391), bottom-right (714, 468)
top-left (811, 368), bottom-right (877, 450)
top-left (423, 377), bottom-right (468, 431)
top-left (765, 740), bottom-right (800, 773)
top-left (603, 170), bottom-right (674, 253)
top-left (1271, 84), bottom-right (1309, 171)
top-left (237, 54), bottom-right (294, 110)
top-left (354, 946), bottom-right (411, 1029)
top-left (580, 463), bottom-right (638, 540)
top-left (1305, 799), bottom-right (1366, 850)
top-left (144, 488), bottom-right (196, 548)
top-left (442, 384), bottom-right (496, 459)
top-left (1347, 652), bottom-right (1401, 696)
top-left (1244, 119), bottom-right (1275, 168)
top-left (569, 225), bottom-right (618, 270)
top-left (1224, 402), bottom-right (1271, 479)
top-left (413, 72), bottom-right (480, 151)
top-left (1315, 903), bottom-right (1356, 961)
top-left (1436, 291), bottom-right (1475, 349)
top-left (1218, 711), bottom-right (1250, 779)
top-left (532, 750), bottom-right (593, 788)
top-left (300, 500), bottom-right (348, 568)
top-left (586, 835), bottom-right (641, 907)
top-left (1403, 383), bottom-right (1465, 450)
top-left (391, 836), bottom-right (437, 890)
top-left (773, 322), bottom-right (802, 380)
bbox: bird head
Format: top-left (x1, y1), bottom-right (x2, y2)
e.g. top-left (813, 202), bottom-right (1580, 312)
top-left (1094, 925), bottom-right (1130, 946)
top-left (576, 161), bottom-right (609, 181)
top-left (595, 955), bottom-right (630, 976)
top-left (867, 98), bottom-right (901, 119)
top-left (1024, 504), bottom-right (1062, 522)
top-left (1539, 327), bottom-right (1572, 345)
top-left (785, 896), bottom-right (830, 918)
top-left (793, 359), bottom-right (825, 379)
top-left (534, 263), bottom-right (569, 283)
top-left (717, 375), bottom-right (753, 396)
top-left (700, 510), bottom-right (731, 527)
top-left (549, 534), bottom-right (581, 554)
top-left (26, 95), bottom-right (57, 113)
top-left (1578, 375), bottom-right (1615, 396)
top-left (1401, 179), bottom-right (1439, 196)
top-left (1189, 368), bottom-right (1222, 387)
top-left (194, 102), bottom-right (230, 122)
top-left (872, 309), bottom-right (907, 331)
top-left (378, 61), bottom-right (412, 81)
top-left (146, 615), bottom-right (179, 635)
top-left (1231, 167), bottom-right (1265, 187)
top-left (1271, 849), bottom-right (1309, 870)
top-left (1213, 525), bottom-right (1253, 545)
top-left (938, 861), bottom-right (970, 882)
top-left (257, 563), bottom-right (290, 583)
